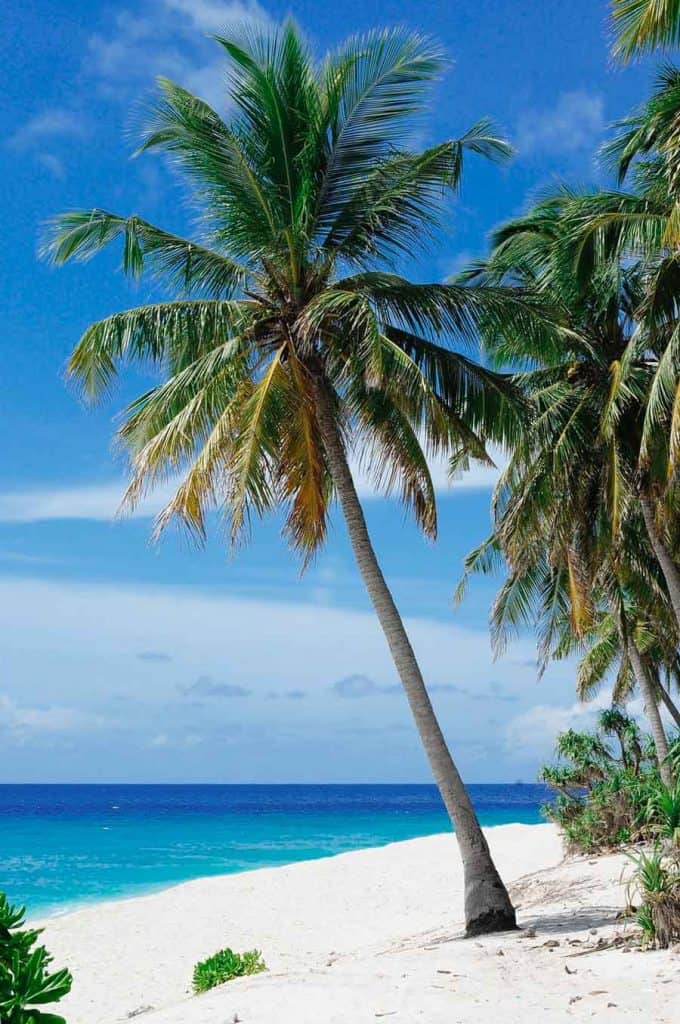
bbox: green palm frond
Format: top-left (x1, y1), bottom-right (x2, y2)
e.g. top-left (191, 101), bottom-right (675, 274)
top-left (42, 210), bottom-right (255, 292)
top-left (66, 301), bottom-right (255, 400)
top-left (612, 0), bottom-right (680, 61)
top-left (46, 20), bottom-right (519, 564)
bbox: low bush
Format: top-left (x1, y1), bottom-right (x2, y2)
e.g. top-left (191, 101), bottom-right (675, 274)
top-left (540, 708), bottom-right (679, 854)
top-left (627, 846), bottom-right (680, 949)
top-left (0, 891), bottom-right (72, 1024)
top-left (192, 948), bottom-right (266, 994)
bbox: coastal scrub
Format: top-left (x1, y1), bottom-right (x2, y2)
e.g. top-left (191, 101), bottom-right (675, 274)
top-left (192, 948), bottom-right (266, 993)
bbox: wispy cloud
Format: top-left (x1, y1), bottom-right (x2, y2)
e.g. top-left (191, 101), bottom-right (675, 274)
top-left (137, 650), bottom-right (173, 663)
top-left (8, 108), bottom-right (88, 151)
top-left (0, 447), bottom-right (504, 524)
top-left (0, 575), bottom-right (574, 780)
top-left (85, 0), bottom-right (268, 109)
top-left (515, 90), bottom-right (605, 156)
top-left (148, 729), bottom-right (207, 748)
top-left (503, 692), bottom-right (649, 760)
top-left (181, 675), bottom-right (252, 698)
top-left (7, 107), bottom-right (89, 178)
top-left (332, 674), bottom-right (390, 698)
top-left (332, 674), bottom-right (518, 702)
top-left (0, 693), bottom-right (109, 740)
top-left (0, 479), bottom-right (177, 523)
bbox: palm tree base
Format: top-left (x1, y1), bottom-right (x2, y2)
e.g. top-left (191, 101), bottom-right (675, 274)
top-left (465, 906), bottom-right (518, 937)
top-left (463, 872), bottom-right (518, 936)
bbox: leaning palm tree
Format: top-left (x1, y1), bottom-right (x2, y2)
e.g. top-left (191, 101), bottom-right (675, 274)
top-left (569, 606), bottom-right (680, 729)
top-left (42, 23), bottom-right (535, 934)
top-left (560, 82), bottom-right (680, 630)
top-left (612, 0), bottom-right (680, 60)
top-left (455, 192), bottom-right (676, 783)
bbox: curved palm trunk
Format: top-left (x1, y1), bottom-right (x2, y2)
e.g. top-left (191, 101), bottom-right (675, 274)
top-left (627, 638), bottom-right (672, 786)
top-left (640, 494), bottom-right (680, 634)
top-left (311, 374), bottom-right (516, 936)
top-left (656, 676), bottom-right (680, 731)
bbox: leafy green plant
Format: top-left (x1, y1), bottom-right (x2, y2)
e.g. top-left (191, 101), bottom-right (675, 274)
top-left (646, 782), bottom-right (680, 843)
top-left (192, 948), bottom-right (265, 994)
top-left (0, 892), bottom-right (72, 1024)
top-left (540, 711), bottom-right (679, 853)
top-left (626, 847), bottom-right (680, 948)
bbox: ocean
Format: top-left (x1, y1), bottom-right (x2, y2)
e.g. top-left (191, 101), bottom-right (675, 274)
top-left (0, 784), bottom-right (551, 917)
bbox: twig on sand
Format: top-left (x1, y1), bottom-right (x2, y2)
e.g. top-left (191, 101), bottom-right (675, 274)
top-left (566, 935), bottom-right (631, 957)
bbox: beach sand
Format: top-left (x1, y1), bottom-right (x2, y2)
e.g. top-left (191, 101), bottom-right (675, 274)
top-left (40, 823), bottom-right (678, 1023)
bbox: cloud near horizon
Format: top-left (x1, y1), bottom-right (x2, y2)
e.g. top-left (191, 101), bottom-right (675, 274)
top-left (181, 675), bottom-right (253, 698)
top-left (0, 446), bottom-right (505, 524)
top-left (0, 574), bottom-right (577, 781)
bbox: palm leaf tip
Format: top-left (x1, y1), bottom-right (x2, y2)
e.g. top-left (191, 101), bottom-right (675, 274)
top-left (611, 0), bottom-right (680, 61)
top-left (459, 118), bottom-right (513, 164)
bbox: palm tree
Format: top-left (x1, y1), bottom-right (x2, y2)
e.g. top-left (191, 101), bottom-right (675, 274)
top-left (568, 606), bottom-right (680, 729)
top-left (612, 0), bottom-right (680, 61)
top-left (561, 79), bottom-right (680, 631)
top-left (454, 192), bottom-right (676, 783)
top-left (42, 22), bottom-right (536, 934)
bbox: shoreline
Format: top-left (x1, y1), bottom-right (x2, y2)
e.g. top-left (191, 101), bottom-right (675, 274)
top-left (31, 820), bottom-right (545, 921)
top-left (38, 822), bottom-right (677, 1023)
top-left (24, 811), bottom-right (549, 921)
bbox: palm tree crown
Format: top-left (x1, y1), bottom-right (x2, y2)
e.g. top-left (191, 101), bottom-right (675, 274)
top-left (44, 22), bottom-right (524, 562)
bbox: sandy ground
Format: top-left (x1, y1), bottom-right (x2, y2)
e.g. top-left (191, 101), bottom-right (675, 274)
top-left (39, 823), bottom-right (679, 1024)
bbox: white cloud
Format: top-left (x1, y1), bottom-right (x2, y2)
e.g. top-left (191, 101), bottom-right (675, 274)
top-left (0, 694), bottom-right (109, 739)
top-left (0, 480), bottom-right (175, 523)
top-left (163, 0), bottom-right (264, 33)
top-left (8, 109), bottom-right (88, 151)
top-left (0, 447), bottom-right (504, 524)
top-left (504, 693), bottom-right (648, 761)
top-left (515, 91), bottom-right (605, 156)
top-left (0, 574), bottom-right (577, 781)
top-left (37, 153), bottom-right (66, 179)
top-left (85, 0), bottom-right (268, 109)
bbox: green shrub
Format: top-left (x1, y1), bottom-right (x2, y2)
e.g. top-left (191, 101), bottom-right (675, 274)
top-left (627, 846), bottom-right (680, 948)
top-left (540, 710), bottom-right (679, 854)
top-left (646, 781), bottom-right (680, 842)
top-left (0, 891), bottom-right (72, 1024)
top-left (192, 948), bottom-right (266, 994)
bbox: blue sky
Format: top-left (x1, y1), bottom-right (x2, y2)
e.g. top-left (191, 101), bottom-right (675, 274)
top-left (0, 1), bottom-right (658, 783)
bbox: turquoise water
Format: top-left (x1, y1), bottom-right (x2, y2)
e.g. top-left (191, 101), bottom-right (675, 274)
top-left (0, 784), bottom-right (551, 916)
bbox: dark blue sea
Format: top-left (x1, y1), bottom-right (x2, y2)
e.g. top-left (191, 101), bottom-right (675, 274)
top-left (0, 784), bottom-right (551, 917)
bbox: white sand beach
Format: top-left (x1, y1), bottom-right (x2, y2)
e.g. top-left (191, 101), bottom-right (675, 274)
top-left (41, 823), bottom-right (677, 1024)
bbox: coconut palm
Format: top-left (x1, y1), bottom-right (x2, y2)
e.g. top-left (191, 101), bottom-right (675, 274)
top-left (41, 22), bottom-right (543, 934)
top-left (454, 192), bottom-right (676, 783)
top-left (559, 79), bottom-right (680, 630)
top-left (568, 606), bottom-right (680, 729)
top-left (612, 0), bottom-right (680, 61)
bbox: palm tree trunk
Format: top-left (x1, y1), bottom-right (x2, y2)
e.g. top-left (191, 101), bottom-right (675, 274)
top-left (627, 638), bottom-right (672, 786)
top-left (657, 677), bottom-right (680, 730)
top-left (310, 372), bottom-right (516, 936)
top-left (640, 494), bottom-right (680, 633)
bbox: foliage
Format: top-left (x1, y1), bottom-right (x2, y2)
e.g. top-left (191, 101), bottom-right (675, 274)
top-left (626, 846), bottom-right (680, 947)
top-left (0, 892), bottom-right (72, 1024)
top-left (541, 710), bottom-right (679, 853)
top-left (455, 181), bottom-right (680, 780)
top-left (192, 948), bottom-right (266, 993)
top-left (646, 779), bottom-right (680, 841)
top-left (612, 0), bottom-right (680, 62)
top-left (42, 21), bottom-right (537, 565)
